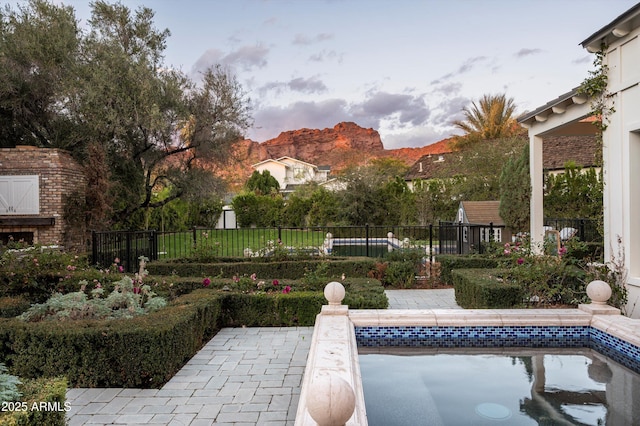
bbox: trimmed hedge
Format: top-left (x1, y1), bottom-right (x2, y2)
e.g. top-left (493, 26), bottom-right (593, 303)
top-left (147, 258), bottom-right (377, 280)
top-left (452, 269), bottom-right (524, 309)
top-left (437, 255), bottom-right (499, 285)
top-left (0, 279), bottom-right (386, 388)
top-left (0, 290), bottom-right (223, 388)
top-left (0, 376), bottom-right (68, 426)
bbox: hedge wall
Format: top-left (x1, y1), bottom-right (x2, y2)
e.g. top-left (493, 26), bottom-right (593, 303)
top-left (0, 290), bottom-right (223, 388)
top-left (0, 279), bottom-right (387, 388)
top-left (148, 258), bottom-right (377, 280)
top-left (452, 268), bottom-right (524, 309)
top-left (437, 255), bottom-right (499, 285)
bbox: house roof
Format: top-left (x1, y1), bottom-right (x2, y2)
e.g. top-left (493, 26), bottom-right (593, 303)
top-left (543, 135), bottom-right (599, 170)
top-left (276, 156), bottom-right (318, 169)
top-left (581, 3), bottom-right (640, 52)
top-left (404, 152), bottom-right (456, 180)
top-left (251, 158), bottom-right (288, 168)
top-left (460, 201), bottom-right (504, 226)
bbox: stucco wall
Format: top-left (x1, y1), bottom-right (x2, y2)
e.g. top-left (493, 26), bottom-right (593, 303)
top-left (0, 146), bottom-right (87, 251)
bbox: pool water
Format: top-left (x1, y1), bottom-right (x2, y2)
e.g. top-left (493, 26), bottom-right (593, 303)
top-left (359, 348), bottom-right (640, 425)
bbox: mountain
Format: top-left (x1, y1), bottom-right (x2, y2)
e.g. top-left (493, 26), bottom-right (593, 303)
top-left (220, 122), bottom-right (453, 189)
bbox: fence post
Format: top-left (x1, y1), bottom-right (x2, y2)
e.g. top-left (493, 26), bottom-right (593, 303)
top-left (278, 226), bottom-right (282, 243)
top-left (429, 224), bottom-right (433, 263)
top-left (91, 231), bottom-right (98, 267)
top-left (125, 231), bottom-right (132, 273)
top-left (192, 227), bottom-right (197, 251)
top-left (457, 221), bottom-right (463, 255)
top-left (365, 224), bottom-right (370, 257)
top-left (150, 230), bottom-right (158, 261)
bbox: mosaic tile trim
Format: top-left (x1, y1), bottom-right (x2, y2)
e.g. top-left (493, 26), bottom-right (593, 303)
top-left (355, 326), bottom-right (640, 373)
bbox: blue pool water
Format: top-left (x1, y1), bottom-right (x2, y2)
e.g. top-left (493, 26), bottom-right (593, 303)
top-left (359, 348), bottom-right (640, 426)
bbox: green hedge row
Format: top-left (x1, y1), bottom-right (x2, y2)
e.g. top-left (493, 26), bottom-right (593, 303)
top-left (148, 258), bottom-right (377, 280)
top-left (0, 290), bottom-right (223, 388)
top-left (0, 279), bottom-right (386, 388)
top-left (0, 376), bottom-right (67, 426)
top-left (452, 269), bottom-right (524, 309)
top-left (436, 255), bottom-right (499, 285)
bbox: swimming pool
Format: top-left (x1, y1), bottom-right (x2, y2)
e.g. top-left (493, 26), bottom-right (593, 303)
top-left (359, 348), bottom-right (639, 425)
top-left (294, 283), bottom-right (640, 426)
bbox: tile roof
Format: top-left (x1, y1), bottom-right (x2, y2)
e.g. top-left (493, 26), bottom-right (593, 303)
top-left (543, 135), bottom-right (599, 170)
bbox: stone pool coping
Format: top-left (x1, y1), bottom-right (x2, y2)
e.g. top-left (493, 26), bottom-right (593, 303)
top-left (295, 302), bottom-right (640, 425)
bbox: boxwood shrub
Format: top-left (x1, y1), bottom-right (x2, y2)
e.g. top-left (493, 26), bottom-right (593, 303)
top-left (0, 278), bottom-right (386, 388)
top-left (452, 268), bottom-right (524, 309)
top-left (437, 255), bottom-right (499, 285)
top-left (147, 258), bottom-right (377, 280)
top-left (0, 376), bottom-right (68, 426)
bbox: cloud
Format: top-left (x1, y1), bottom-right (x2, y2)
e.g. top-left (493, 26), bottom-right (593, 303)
top-left (191, 44), bottom-right (269, 75)
top-left (431, 56), bottom-right (489, 84)
top-left (250, 99), bottom-right (351, 141)
top-left (457, 56), bottom-right (488, 74)
top-left (383, 126), bottom-right (452, 149)
top-left (514, 48), bottom-right (543, 58)
top-left (293, 32), bottom-right (334, 45)
top-left (258, 76), bottom-right (328, 96)
top-left (572, 55), bottom-right (592, 65)
top-left (309, 49), bottom-right (343, 63)
top-left (350, 91), bottom-right (430, 126)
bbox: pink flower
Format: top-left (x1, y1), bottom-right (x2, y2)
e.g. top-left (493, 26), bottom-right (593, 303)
top-left (133, 287), bottom-right (141, 294)
top-left (559, 246), bottom-right (567, 256)
top-left (504, 249), bottom-right (511, 255)
top-left (517, 258), bottom-right (524, 265)
top-left (272, 279), bottom-right (279, 286)
top-left (114, 257), bottom-right (120, 264)
top-left (66, 265), bottom-right (76, 271)
top-left (202, 277), bottom-right (211, 287)
top-left (250, 273), bottom-right (257, 281)
top-left (233, 275), bottom-right (240, 283)
top-left (118, 266), bottom-right (124, 273)
top-left (282, 285), bottom-right (291, 294)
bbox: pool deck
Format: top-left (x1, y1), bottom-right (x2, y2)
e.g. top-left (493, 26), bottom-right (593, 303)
top-left (66, 289), bottom-right (456, 425)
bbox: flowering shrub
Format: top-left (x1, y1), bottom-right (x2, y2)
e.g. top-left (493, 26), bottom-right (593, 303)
top-left (18, 257), bottom-right (166, 322)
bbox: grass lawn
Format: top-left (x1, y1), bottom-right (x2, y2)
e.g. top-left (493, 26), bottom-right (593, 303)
top-left (157, 228), bottom-right (327, 258)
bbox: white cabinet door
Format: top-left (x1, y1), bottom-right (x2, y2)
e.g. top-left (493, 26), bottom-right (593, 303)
top-left (0, 175), bottom-right (39, 215)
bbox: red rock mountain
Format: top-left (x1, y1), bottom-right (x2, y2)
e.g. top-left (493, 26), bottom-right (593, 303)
top-left (222, 122), bottom-right (453, 189)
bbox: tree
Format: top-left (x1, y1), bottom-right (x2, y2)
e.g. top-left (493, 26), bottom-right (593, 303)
top-left (452, 94), bottom-right (522, 147)
top-left (499, 142), bottom-right (531, 232)
top-left (544, 162), bottom-right (603, 219)
top-left (245, 170), bottom-right (280, 195)
top-left (0, 1), bottom-right (251, 227)
top-left (0, 0), bottom-right (80, 147)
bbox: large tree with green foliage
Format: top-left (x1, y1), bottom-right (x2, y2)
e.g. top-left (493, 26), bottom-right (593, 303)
top-left (499, 142), bottom-right (531, 232)
top-left (0, 0), bottom-right (251, 228)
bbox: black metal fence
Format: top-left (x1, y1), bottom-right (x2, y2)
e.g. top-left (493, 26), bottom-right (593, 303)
top-left (91, 223), bottom-right (493, 272)
top-left (91, 219), bottom-right (601, 272)
top-left (543, 218), bottom-right (601, 243)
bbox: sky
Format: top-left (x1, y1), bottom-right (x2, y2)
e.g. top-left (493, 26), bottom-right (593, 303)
top-left (54, 0), bottom-right (640, 149)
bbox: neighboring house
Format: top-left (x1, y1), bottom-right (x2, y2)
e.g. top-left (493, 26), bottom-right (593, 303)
top-left (518, 3), bottom-right (640, 317)
top-left (251, 156), bottom-right (330, 194)
top-left (543, 134), bottom-right (600, 176)
top-left (457, 201), bottom-right (512, 249)
top-left (404, 152), bottom-right (455, 190)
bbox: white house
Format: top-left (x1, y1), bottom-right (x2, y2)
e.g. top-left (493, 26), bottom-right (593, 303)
top-left (519, 3), bottom-right (640, 317)
top-left (251, 156), bottom-right (330, 193)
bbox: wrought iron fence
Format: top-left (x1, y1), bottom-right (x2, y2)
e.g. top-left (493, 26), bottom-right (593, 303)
top-left (91, 220), bottom-right (601, 272)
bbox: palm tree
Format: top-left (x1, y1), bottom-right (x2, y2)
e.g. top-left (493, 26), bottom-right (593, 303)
top-left (452, 94), bottom-right (520, 145)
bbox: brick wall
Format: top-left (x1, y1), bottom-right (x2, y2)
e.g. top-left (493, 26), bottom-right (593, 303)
top-left (0, 146), bottom-right (87, 251)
